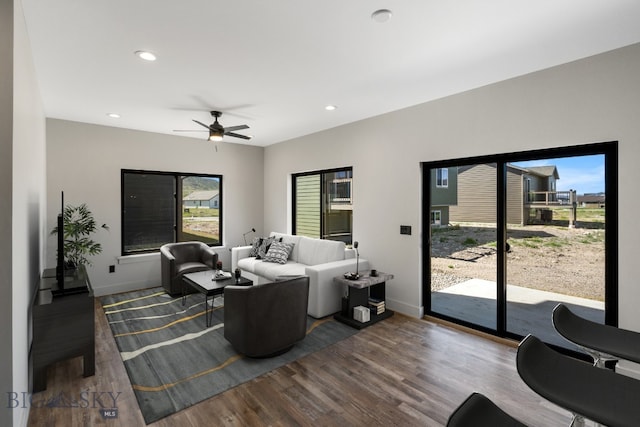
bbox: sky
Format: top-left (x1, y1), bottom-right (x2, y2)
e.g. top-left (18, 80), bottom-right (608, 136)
top-left (512, 154), bottom-right (604, 195)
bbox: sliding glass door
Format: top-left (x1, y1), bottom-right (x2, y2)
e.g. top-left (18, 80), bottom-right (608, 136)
top-left (429, 164), bottom-right (498, 330)
top-left (424, 143), bottom-right (617, 350)
top-left (505, 155), bottom-right (607, 350)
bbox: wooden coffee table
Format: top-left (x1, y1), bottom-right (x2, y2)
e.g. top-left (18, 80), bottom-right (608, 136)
top-left (182, 270), bottom-right (252, 327)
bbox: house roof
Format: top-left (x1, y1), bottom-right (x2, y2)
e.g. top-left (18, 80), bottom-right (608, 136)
top-left (183, 191), bottom-right (219, 202)
top-left (457, 164), bottom-right (559, 179)
top-left (577, 195), bottom-right (605, 203)
top-left (20, 2), bottom-right (640, 147)
top-left (524, 166), bottom-right (560, 180)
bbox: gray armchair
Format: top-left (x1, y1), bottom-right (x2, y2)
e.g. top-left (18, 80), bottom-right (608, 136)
top-left (160, 241), bottom-right (218, 295)
top-left (224, 276), bottom-right (310, 358)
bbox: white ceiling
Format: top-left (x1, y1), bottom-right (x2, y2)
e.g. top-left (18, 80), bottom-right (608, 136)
top-left (20, 0), bottom-right (640, 147)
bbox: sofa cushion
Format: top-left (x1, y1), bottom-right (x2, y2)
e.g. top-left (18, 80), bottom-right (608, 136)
top-left (257, 236), bottom-right (281, 259)
top-left (237, 257), bottom-right (261, 273)
top-left (270, 233), bottom-right (303, 262)
top-left (297, 237), bottom-right (345, 266)
top-left (253, 261), bottom-right (306, 281)
top-left (262, 242), bottom-right (295, 264)
top-left (248, 237), bottom-right (262, 257)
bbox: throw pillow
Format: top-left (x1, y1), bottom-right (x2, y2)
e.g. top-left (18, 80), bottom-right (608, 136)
top-left (248, 237), bottom-right (263, 257)
top-left (256, 236), bottom-right (282, 259)
top-left (263, 242), bottom-right (295, 264)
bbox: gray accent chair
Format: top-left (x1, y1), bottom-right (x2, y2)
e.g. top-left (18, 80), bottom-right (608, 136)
top-left (160, 242), bottom-right (218, 295)
top-left (447, 393), bottom-right (527, 427)
top-left (224, 276), bottom-right (310, 358)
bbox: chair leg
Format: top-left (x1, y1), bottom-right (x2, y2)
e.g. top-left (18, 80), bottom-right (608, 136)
top-left (582, 346), bottom-right (616, 369)
top-left (570, 414), bottom-right (585, 427)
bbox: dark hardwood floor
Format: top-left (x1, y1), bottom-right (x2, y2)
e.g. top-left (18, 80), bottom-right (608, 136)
top-left (27, 300), bottom-right (570, 426)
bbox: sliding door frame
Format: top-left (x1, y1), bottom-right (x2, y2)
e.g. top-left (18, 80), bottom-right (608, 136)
top-left (422, 141), bottom-right (618, 342)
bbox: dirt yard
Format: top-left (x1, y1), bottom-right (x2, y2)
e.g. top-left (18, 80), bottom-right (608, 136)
top-left (430, 224), bottom-right (605, 301)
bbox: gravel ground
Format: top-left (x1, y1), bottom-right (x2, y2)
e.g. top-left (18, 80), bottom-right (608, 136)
top-left (430, 224), bottom-right (605, 301)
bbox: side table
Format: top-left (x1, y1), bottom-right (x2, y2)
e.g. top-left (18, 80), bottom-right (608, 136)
top-left (333, 270), bottom-right (394, 329)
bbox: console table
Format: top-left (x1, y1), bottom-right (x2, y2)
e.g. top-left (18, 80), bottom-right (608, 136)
top-left (31, 266), bottom-right (95, 392)
top-left (333, 271), bottom-right (394, 329)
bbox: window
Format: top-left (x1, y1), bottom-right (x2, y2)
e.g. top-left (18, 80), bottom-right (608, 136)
top-left (436, 168), bottom-right (448, 187)
top-left (122, 170), bottom-right (222, 255)
top-left (431, 210), bottom-right (442, 226)
top-left (293, 167), bottom-right (353, 244)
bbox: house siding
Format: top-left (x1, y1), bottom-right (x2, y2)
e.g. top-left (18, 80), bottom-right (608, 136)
top-left (449, 164), bottom-right (524, 225)
top-left (506, 168), bottom-right (524, 225)
top-left (295, 174), bottom-right (321, 238)
top-left (430, 167), bottom-right (458, 206)
top-left (183, 195), bottom-right (218, 209)
top-left (449, 164), bottom-right (497, 224)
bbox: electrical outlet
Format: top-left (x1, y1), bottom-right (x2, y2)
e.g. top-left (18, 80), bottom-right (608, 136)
top-left (400, 225), bottom-right (412, 235)
top-left (109, 265), bottom-right (115, 273)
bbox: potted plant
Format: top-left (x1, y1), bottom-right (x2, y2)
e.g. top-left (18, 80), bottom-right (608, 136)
top-left (51, 203), bottom-right (109, 267)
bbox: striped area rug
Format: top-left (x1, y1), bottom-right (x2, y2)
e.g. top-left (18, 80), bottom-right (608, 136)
top-left (101, 287), bottom-right (357, 424)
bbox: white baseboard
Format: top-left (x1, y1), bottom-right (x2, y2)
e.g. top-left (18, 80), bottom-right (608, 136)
top-left (386, 297), bottom-right (423, 318)
top-left (92, 280), bottom-right (157, 297)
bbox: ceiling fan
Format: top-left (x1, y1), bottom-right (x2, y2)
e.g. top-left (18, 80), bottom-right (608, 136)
top-left (174, 111), bottom-right (251, 142)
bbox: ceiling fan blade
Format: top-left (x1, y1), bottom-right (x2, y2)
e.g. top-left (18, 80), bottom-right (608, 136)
top-left (193, 119), bottom-right (212, 130)
top-left (223, 124), bottom-right (249, 132)
top-left (173, 129), bottom-right (208, 132)
top-left (225, 132), bottom-right (252, 140)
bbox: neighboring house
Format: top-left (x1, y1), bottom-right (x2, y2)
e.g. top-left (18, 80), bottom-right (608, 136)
top-left (448, 164), bottom-right (561, 225)
top-left (430, 167), bottom-right (458, 226)
top-left (578, 194), bottom-right (605, 208)
top-left (522, 166), bottom-right (561, 204)
top-left (183, 190), bottom-right (219, 209)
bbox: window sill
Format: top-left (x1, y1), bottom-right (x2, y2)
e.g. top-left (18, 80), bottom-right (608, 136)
top-left (117, 252), bottom-right (160, 264)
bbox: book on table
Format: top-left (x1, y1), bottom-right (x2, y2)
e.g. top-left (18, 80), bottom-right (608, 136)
top-left (369, 298), bottom-right (385, 314)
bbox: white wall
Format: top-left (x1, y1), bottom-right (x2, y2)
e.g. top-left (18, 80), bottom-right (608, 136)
top-left (264, 44), bottom-right (640, 328)
top-left (46, 120), bottom-right (264, 296)
top-left (44, 44), bottom-right (640, 377)
top-left (3, 1), bottom-right (47, 426)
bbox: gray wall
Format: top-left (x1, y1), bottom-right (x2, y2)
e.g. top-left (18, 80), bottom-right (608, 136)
top-left (0, 1), bottom-right (14, 424)
top-left (263, 43), bottom-right (640, 374)
top-left (46, 120), bottom-right (265, 296)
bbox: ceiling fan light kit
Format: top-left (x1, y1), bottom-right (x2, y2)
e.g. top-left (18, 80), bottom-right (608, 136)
top-left (176, 110), bottom-right (251, 142)
top-left (209, 131), bottom-right (223, 142)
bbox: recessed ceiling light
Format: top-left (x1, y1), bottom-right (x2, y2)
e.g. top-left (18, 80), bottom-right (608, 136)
top-left (107, 113), bottom-right (121, 118)
top-left (371, 9), bottom-right (392, 23)
top-left (134, 50), bottom-right (157, 61)
top-left (325, 105), bottom-right (337, 111)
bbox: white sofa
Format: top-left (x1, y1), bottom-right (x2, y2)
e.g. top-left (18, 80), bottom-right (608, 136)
top-left (231, 232), bottom-right (368, 318)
